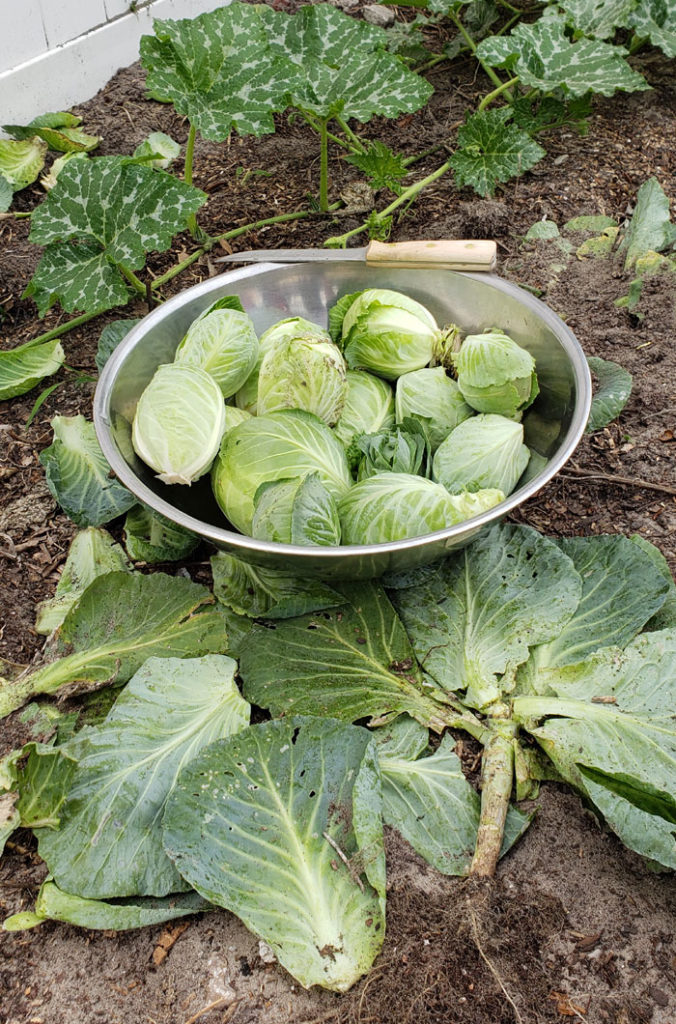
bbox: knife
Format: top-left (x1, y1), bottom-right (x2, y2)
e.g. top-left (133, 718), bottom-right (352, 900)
top-left (215, 239), bottom-right (497, 272)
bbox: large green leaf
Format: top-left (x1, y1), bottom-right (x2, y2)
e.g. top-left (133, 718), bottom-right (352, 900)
top-left (40, 414), bottom-right (135, 527)
top-left (3, 881), bottom-right (210, 932)
top-left (0, 572), bottom-right (228, 718)
top-left (260, 4), bottom-right (432, 121)
top-left (377, 724), bottom-right (531, 874)
top-left (558, 0), bottom-right (637, 38)
top-left (238, 582), bottom-right (458, 732)
top-left (28, 156), bottom-right (205, 314)
top-left (521, 534), bottom-right (669, 683)
top-left (3, 112), bottom-right (100, 153)
top-left (0, 136), bottom-right (48, 189)
top-left (586, 356), bottom-right (633, 433)
top-left (37, 655), bottom-right (249, 898)
top-left (514, 629), bottom-right (676, 869)
top-left (630, 534), bottom-right (676, 632)
top-left (210, 551), bottom-right (344, 619)
top-left (628, 0), bottom-right (676, 57)
top-left (393, 524), bottom-right (582, 710)
top-left (164, 716), bottom-right (386, 992)
top-left (35, 527), bottom-right (132, 636)
top-left (619, 177), bottom-right (676, 269)
top-left (140, 4), bottom-right (299, 141)
top-left (476, 9), bottom-right (650, 97)
top-left (450, 109), bottom-right (545, 198)
top-left (0, 339), bottom-right (64, 401)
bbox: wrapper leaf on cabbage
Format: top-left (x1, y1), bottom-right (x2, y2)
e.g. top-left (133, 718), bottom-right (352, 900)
top-left (338, 289), bottom-right (440, 379)
top-left (235, 316), bottom-right (331, 415)
top-left (338, 472), bottom-right (504, 544)
top-left (395, 367), bottom-right (473, 450)
top-left (212, 409), bottom-right (352, 534)
top-left (452, 329), bottom-right (538, 418)
top-left (433, 414), bottom-right (530, 496)
top-left (257, 331), bottom-right (347, 426)
top-left (132, 363), bottom-right (226, 485)
top-left (333, 370), bottom-right (395, 448)
top-left (174, 305), bottom-right (259, 398)
top-left (251, 472), bottom-right (341, 546)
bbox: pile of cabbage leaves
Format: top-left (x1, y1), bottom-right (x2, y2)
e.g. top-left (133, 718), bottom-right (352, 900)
top-left (2, 521), bottom-right (675, 994)
top-left (130, 289), bottom-right (539, 544)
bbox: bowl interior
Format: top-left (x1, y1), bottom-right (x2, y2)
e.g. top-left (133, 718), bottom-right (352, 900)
top-left (95, 262), bottom-right (590, 578)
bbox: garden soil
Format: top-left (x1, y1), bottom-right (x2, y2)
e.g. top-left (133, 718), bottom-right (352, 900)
top-left (1, 4), bottom-right (675, 1022)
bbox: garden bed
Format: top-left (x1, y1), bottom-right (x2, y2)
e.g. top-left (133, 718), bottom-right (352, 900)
top-left (1, 3), bottom-right (675, 1022)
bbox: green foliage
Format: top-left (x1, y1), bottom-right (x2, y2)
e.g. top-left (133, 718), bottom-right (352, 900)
top-left (123, 505), bottom-right (199, 563)
top-left (211, 551), bottom-right (344, 619)
top-left (40, 414), bottom-right (135, 527)
top-left (0, 175), bottom-right (13, 212)
top-left (557, 0), bottom-right (637, 38)
top-left (476, 9), bottom-right (650, 97)
top-left (95, 319), bottom-right (143, 373)
top-left (132, 132), bottom-right (180, 169)
top-left (0, 136), bottom-right (48, 189)
top-left (345, 142), bottom-right (409, 192)
top-left (164, 716), bottom-right (386, 991)
top-left (0, 340), bottom-right (65, 401)
top-left (619, 177), bottom-right (676, 269)
top-left (27, 156), bottom-right (206, 315)
top-left (140, 4), bottom-right (298, 141)
top-left (3, 112), bottom-right (101, 153)
top-left (450, 109), bottom-right (546, 197)
top-left (628, 0), bottom-right (676, 57)
top-left (586, 356), bottom-right (633, 433)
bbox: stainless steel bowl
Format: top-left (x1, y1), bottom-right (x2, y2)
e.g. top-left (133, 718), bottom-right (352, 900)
top-left (94, 262), bottom-right (591, 579)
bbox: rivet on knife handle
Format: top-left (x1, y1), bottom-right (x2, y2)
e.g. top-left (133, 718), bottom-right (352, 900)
top-left (364, 239), bottom-right (497, 271)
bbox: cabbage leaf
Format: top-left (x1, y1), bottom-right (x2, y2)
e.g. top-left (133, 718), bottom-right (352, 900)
top-left (211, 551), bottom-right (344, 619)
top-left (163, 716), bottom-right (386, 991)
top-left (0, 339), bottom-right (65, 401)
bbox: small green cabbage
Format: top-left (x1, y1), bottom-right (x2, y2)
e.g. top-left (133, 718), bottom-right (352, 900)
top-left (452, 329), bottom-right (538, 418)
top-left (340, 289), bottom-right (439, 379)
top-left (252, 473), bottom-right (341, 546)
top-left (333, 370), bottom-right (395, 448)
top-left (395, 367), bottom-right (473, 450)
top-left (433, 414), bottom-right (530, 496)
top-left (175, 307), bottom-right (259, 398)
top-left (132, 363), bottom-right (226, 485)
top-left (355, 424), bottom-right (427, 481)
top-left (235, 316), bottom-right (330, 414)
top-left (338, 473), bottom-right (503, 544)
top-left (257, 332), bottom-right (347, 426)
top-left (212, 409), bottom-right (352, 534)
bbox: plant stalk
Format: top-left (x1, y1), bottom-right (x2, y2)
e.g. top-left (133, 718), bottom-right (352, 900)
top-left (335, 116), bottom-right (367, 155)
top-left (184, 122), bottom-right (199, 238)
top-left (300, 111), bottom-right (353, 153)
top-left (6, 310), bottom-right (102, 353)
top-left (470, 724), bottom-right (516, 877)
top-left (478, 76), bottom-right (520, 111)
top-left (118, 265), bottom-right (147, 297)
top-left (319, 117), bottom-right (330, 212)
top-left (447, 10), bottom-right (509, 95)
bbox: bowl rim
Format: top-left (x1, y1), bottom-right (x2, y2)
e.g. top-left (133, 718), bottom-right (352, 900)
top-left (94, 262), bottom-right (592, 562)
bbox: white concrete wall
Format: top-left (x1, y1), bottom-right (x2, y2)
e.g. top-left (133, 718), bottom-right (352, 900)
top-left (0, 0), bottom-right (228, 127)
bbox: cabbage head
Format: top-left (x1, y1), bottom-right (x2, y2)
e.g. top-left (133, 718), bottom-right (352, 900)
top-left (340, 289), bottom-right (439, 379)
top-left (395, 367), bottom-right (473, 450)
top-left (257, 332), bottom-right (347, 426)
top-left (174, 307), bottom-right (259, 398)
top-left (251, 473), bottom-right (341, 546)
top-left (452, 329), bottom-right (538, 418)
top-left (333, 370), bottom-right (395, 448)
top-left (433, 414), bottom-right (530, 496)
top-left (132, 363), bottom-right (226, 485)
top-left (212, 409), bottom-right (352, 534)
top-left (235, 316), bottom-right (331, 414)
top-left (355, 424), bottom-right (427, 481)
top-left (338, 473), bottom-right (503, 544)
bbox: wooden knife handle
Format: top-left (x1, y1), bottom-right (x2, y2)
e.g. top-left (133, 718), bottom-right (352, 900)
top-left (365, 239), bottom-right (497, 272)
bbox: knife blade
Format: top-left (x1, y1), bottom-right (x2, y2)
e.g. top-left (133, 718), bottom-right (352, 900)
top-left (215, 239), bottom-right (497, 272)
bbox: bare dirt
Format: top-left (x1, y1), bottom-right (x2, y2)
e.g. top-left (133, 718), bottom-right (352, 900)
top-left (1, 6), bottom-right (676, 1024)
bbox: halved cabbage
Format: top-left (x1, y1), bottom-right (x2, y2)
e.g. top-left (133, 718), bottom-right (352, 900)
top-left (212, 409), bottom-right (352, 534)
top-left (174, 307), bottom-right (258, 398)
top-left (395, 366), bottom-right (473, 450)
top-left (340, 289), bottom-right (439, 379)
top-left (132, 363), bottom-right (225, 485)
top-left (433, 414), bottom-right (530, 496)
top-left (338, 472), bottom-right (504, 544)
